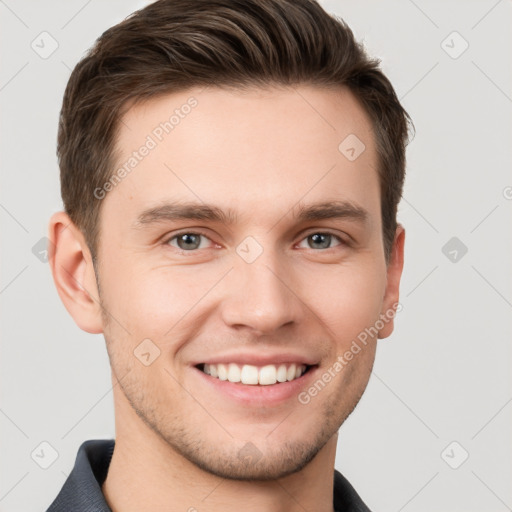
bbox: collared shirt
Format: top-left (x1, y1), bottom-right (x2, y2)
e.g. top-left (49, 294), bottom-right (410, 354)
top-left (46, 439), bottom-right (372, 512)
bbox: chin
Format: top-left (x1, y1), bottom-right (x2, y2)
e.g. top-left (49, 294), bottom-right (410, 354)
top-left (187, 444), bottom-right (321, 481)
top-left (167, 427), bottom-right (332, 481)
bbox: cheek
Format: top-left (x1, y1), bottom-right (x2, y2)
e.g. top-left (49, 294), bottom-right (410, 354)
top-left (99, 261), bottom-right (222, 338)
top-left (307, 261), bottom-right (386, 345)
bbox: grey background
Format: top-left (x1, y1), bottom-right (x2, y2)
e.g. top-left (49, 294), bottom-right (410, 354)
top-left (1, 0), bottom-right (511, 510)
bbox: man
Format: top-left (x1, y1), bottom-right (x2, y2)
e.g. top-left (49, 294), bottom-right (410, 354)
top-left (46, 0), bottom-right (410, 510)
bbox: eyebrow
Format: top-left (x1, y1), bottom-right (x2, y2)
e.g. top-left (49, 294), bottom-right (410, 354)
top-left (133, 200), bottom-right (369, 228)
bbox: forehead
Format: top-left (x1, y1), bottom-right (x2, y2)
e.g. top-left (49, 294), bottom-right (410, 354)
top-left (104, 85), bottom-right (380, 228)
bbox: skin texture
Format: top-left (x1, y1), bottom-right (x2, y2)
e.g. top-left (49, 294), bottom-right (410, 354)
top-left (49, 85), bottom-right (405, 512)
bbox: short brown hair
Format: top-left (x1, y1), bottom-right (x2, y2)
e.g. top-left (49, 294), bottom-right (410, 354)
top-left (58, 0), bottom-right (412, 265)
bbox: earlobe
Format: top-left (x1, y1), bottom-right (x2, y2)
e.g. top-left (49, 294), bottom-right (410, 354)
top-left (378, 224), bottom-right (405, 339)
top-left (48, 211), bottom-right (104, 334)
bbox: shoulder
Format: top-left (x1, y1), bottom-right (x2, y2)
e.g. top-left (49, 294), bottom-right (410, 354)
top-left (333, 469), bottom-right (373, 512)
top-left (45, 439), bottom-right (115, 512)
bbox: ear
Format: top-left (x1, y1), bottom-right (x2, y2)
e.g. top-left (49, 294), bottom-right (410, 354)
top-left (48, 211), bottom-right (104, 334)
top-left (378, 224), bottom-right (405, 339)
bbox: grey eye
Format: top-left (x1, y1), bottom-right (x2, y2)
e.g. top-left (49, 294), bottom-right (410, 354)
top-left (308, 233), bottom-right (331, 249)
top-left (298, 233), bottom-right (342, 250)
top-left (170, 233), bottom-right (205, 250)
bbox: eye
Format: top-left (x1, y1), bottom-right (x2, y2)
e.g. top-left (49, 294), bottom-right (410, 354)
top-left (166, 232), bottom-right (213, 251)
top-left (297, 232), bottom-right (344, 250)
top-left (164, 230), bottom-right (346, 253)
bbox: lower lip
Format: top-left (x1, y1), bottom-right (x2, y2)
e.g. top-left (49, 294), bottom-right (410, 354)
top-left (192, 365), bottom-right (319, 406)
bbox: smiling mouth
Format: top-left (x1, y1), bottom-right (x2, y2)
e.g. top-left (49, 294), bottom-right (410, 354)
top-left (195, 362), bottom-right (314, 386)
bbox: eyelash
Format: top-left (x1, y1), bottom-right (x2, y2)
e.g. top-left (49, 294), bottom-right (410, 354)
top-left (163, 230), bottom-right (348, 254)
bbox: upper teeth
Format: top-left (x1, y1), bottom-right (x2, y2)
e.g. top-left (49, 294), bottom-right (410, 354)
top-left (202, 363), bottom-right (307, 385)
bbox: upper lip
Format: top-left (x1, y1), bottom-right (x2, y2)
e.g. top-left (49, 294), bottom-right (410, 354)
top-left (192, 352), bottom-right (319, 367)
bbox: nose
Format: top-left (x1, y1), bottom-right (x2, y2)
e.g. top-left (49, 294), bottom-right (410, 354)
top-left (219, 248), bottom-right (302, 335)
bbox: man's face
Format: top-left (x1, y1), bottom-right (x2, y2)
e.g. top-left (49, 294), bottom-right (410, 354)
top-left (94, 85), bottom-right (402, 480)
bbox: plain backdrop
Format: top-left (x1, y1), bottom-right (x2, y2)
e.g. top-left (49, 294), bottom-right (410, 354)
top-left (1, 1), bottom-right (511, 511)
